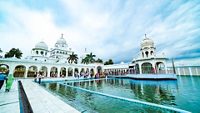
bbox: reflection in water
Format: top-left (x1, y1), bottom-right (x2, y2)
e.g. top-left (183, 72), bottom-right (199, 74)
top-left (41, 77), bottom-right (200, 113)
top-left (41, 81), bottom-right (172, 113)
top-left (129, 80), bottom-right (177, 106)
top-left (69, 78), bottom-right (178, 107)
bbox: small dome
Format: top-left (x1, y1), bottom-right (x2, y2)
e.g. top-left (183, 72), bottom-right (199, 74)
top-left (56, 34), bottom-right (67, 44)
top-left (141, 35), bottom-right (154, 48)
top-left (35, 41), bottom-right (48, 50)
top-left (56, 37), bottom-right (66, 44)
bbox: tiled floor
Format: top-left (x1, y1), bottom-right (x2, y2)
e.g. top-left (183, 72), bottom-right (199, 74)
top-left (0, 79), bottom-right (80, 113)
top-left (21, 79), bottom-right (80, 113)
top-left (0, 80), bottom-right (20, 113)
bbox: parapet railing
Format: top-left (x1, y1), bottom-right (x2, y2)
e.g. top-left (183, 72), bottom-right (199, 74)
top-left (18, 80), bottom-right (33, 113)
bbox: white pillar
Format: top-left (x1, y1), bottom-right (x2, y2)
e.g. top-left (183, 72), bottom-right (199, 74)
top-left (189, 67), bottom-right (192, 76)
top-left (178, 68), bottom-right (181, 75)
top-left (24, 68), bottom-right (28, 78)
top-left (196, 68), bottom-right (199, 75)
top-left (139, 64), bottom-right (142, 74)
top-left (47, 68), bottom-right (51, 77)
top-left (66, 67), bottom-right (68, 77)
top-left (72, 68), bottom-right (75, 77)
top-left (183, 68), bottom-right (186, 75)
top-left (164, 62), bottom-right (167, 74)
top-left (57, 68), bottom-right (61, 78)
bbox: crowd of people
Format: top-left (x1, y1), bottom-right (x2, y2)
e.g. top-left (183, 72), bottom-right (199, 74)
top-left (104, 68), bottom-right (136, 76)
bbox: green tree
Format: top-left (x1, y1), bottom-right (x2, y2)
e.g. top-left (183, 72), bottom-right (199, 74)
top-left (104, 59), bottom-right (114, 65)
top-left (86, 52), bottom-right (96, 63)
top-left (81, 57), bottom-right (89, 64)
top-left (4, 48), bottom-right (23, 59)
top-left (67, 52), bottom-right (78, 64)
top-left (96, 58), bottom-right (103, 63)
top-left (81, 52), bottom-right (96, 64)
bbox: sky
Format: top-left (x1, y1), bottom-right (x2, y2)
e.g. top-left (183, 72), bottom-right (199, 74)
top-left (0, 0), bottom-right (200, 65)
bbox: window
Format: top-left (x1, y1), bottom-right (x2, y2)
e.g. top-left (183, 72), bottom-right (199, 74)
top-left (41, 51), bottom-right (44, 55)
top-left (151, 51), bottom-right (153, 55)
top-left (45, 52), bottom-right (47, 55)
top-left (36, 51), bottom-right (38, 54)
top-left (145, 51), bottom-right (149, 57)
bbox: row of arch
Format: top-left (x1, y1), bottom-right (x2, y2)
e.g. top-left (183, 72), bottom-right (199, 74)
top-left (0, 64), bottom-right (97, 78)
top-left (104, 62), bottom-right (166, 75)
top-left (136, 62), bottom-right (166, 74)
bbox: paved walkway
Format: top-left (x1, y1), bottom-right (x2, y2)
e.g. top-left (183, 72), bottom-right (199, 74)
top-left (0, 80), bottom-right (20, 113)
top-left (21, 79), bottom-right (80, 113)
top-left (0, 79), bottom-right (80, 113)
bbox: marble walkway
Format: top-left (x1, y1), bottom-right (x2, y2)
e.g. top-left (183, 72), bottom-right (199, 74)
top-left (0, 79), bottom-right (80, 113)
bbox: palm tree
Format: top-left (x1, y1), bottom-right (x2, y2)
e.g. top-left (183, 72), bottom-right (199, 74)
top-left (67, 52), bottom-right (78, 64)
top-left (81, 57), bottom-right (89, 64)
top-left (86, 52), bottom-right (96, 63)
top-left (4, 48), bottom-right (23, 59)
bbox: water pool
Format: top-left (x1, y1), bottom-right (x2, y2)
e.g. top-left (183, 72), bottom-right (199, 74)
top-left (41, 76), bottom-right (200, 113)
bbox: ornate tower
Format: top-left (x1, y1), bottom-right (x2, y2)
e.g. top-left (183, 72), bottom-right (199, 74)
top-left (140, 34), bottom-right (156, 58)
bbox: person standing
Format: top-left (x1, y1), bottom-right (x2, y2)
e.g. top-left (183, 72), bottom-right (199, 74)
top-left (38, 74), bottom-right (42, 84)
top-left (0, 72), bottom-right (7, 90)
top-left (5, 74), bottom-right (14, 92)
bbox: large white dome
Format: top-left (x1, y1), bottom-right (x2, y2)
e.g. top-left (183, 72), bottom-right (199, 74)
top-left (141, 35), bottom-right (154, 48)
top-left (35, 41), bottom-right (48, 50)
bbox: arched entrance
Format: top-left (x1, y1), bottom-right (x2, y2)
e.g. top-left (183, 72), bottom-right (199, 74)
top-left (68, 67), bottom-right (73, 77)
top-left (14, 65), bottom-right (26, 77)
top-left (50, 67), bottom-right (58, 77)
top-left (90, 69), bottom-right (94, 77)
top-left (80, 68), bottom-right (85, 76)
top-left (27, 66), bottom-right (38, 77)
top-left (97, 66), bottom-right (102, 73)
top-left (0, 64), bottom-right (9, 73)
top-left (74, 68), bottom-right (79, 77)
top-left (135, 64), bottom-right (140, 74)
top-left (155, 62), bottom-right (165, 74)
top-left (60, 67), bottom-right (66, 77)
top-left (141, 63), bottom-right (153, 74)
top-left (39, 66), bottom-right (48, 77)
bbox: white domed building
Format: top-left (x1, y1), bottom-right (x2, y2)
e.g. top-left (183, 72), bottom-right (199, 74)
top-left (0, 34), bottom-right (100, 78)
top-left (131, 34), bottom-right (167, 74)
top-left (30, 41), bottom-right (49, 62)
top-left (50, 34), bottom-right (73, 62)
top-left (104, 34), bottom-right (168, 77)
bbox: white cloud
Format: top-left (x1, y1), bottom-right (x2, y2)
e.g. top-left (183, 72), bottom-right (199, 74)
top-left (0, 0), bottom-right (200, 64)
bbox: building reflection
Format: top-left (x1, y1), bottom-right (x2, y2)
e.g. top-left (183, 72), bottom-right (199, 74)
top-left (130, 80), bottom-right (178, 105)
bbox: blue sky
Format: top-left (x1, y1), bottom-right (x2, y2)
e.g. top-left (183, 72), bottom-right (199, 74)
top-left (0, 0), bottom-right (200, 64)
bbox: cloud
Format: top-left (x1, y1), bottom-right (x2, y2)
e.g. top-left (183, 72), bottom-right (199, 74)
top-left (0, 0), bottom-right (200, 64)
